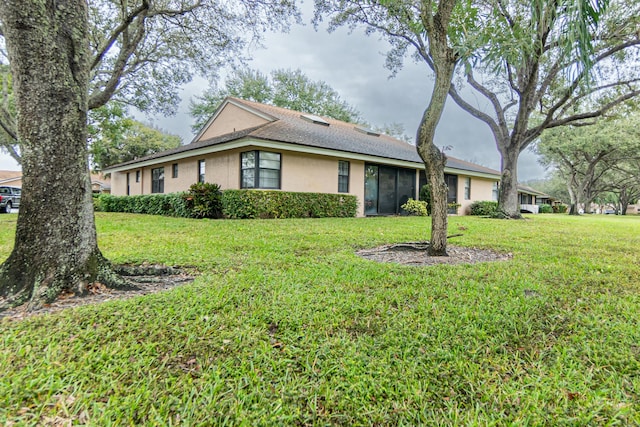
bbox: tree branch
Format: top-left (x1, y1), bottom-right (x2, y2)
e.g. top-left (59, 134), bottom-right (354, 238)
top-left (447, 84), bottom-right (504, 142)
top-left (91, 0), bottom-right (150, 71)
top-left (88, 12), bottom-right (147, 110)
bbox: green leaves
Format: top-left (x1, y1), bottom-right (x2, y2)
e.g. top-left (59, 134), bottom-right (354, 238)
top-left (189, 68), bottom-right (362, 132)
top-left (88, 102), bottom-right (181, 171)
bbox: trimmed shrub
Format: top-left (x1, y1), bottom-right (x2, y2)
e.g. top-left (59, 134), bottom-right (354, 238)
top-left (401, 198), bottom-right (428, 216)
top-left (419, 184), bottom-right (431, 206)
top-left (539, 204), bottom-right (553, 213)
top-left (183, 182), bottom-right (223, 218)
top-left (553, 204), bottom-right (568, 214)
top-left (97, 189), bottom-right (358, 219)
top-left (96, 193), bottom-right (191, 218)
top-left (222, 190), bottom-right (358, 219)
top-left (469, 200), bottom-right (499, 216)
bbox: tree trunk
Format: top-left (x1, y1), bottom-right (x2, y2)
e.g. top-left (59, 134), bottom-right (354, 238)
top-left (415, 6), bottom-right (458, 257)
top-left (0, 0), bottom-right (125, 310)
top-left (497, 144), bottom-right (522, 218)
top-left (566, 172), bottom-right (580, 215)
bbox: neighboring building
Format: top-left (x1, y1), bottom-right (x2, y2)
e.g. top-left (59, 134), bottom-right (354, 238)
top-left (91, 174), bottom-right (111, 194)
top-left (104, 97), bottom-right (503, 217)
top-left (0, 171), bottom-right (110, 194)
top-left (0, 170), bottom-right (22, 188)
top-left (517, 185), bottom-right (556, 214)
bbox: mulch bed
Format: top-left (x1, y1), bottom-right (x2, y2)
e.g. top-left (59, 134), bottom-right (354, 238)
top-left (356, 242), bottom-right (513, 266)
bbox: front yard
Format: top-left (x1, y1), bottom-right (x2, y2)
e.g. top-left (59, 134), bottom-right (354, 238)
top-left (1, 213), bottom-right (638, 425)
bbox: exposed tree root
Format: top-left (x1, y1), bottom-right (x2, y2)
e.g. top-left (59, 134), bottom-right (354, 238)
top-left (1, 264), bottom-right (195, 320)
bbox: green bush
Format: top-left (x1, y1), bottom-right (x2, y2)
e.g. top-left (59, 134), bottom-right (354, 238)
top-left (553, 204), bottom-right (568, 214)
top-left (401, 198), bottom-right (428, 216)
top-left (183, 182), bottom-right (223, 219)
top-left (539, 204), bottom-right (553, 213)
top-left (222, 190), bottom-right (358, 219)
top-left (96, 193), bottom-right (191, 218)
top-left (97, 189), bottom-right (358, 219)
top-left (419, 184), bottom-right (431, 206)
top-left (469, 201), bottom-right (499, 216)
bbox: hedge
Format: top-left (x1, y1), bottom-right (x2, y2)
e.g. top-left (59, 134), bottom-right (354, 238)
top-left (468, 200), bottom-right (499, 216)
top-left (95, 189), bottom-right (358, 219)
top-left (222, 190), bottom-right (357, 219)
top-left (96, 193), bottom-right (192, 217)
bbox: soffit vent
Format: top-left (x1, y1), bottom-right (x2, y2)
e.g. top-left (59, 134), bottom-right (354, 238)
top-left (300, 114), bottom-right (330, 126)
top-left (354, 126), bottom-right (380, 137)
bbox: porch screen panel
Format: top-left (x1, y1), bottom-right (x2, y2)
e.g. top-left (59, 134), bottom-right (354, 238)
top-left (398, 169), bottom-right (416, 210)
top-left (378, 166), bottom-right (397, 214)
top-left (364, 165), bottom-right (378, 215)
top-left (445, 174), bottom-right (457, 213)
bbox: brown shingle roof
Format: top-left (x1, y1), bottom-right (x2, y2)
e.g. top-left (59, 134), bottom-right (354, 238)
top-left (106, 97), bottom-right (501, 177)
top-left (225, 98), bottom-right (500, 176)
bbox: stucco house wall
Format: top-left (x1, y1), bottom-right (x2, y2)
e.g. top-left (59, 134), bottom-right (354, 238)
top-left (459, 176), bottom-right (496, 214)
top-left (105, 97), bottom-right (505, 217)
top-left (198, 103), bottom-right (270, 141)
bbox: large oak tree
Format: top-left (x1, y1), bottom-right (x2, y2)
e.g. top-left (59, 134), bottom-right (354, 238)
top-left (316, 0), bottom-right (638, 220)
top-left (0, 0), bottom-right (297, 311)
top-left (447, 0), bottom-right (640, 217)
top-left (537, 114), bottom-right (640, 214)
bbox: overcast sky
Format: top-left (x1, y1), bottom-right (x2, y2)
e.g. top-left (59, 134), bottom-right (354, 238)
top-left (0, 3), bottom-right (547, 181)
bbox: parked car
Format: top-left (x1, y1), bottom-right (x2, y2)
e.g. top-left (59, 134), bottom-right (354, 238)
top-left (0, 186), bottom-right (21, 213)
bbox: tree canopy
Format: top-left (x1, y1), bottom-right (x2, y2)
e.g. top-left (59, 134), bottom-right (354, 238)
top-left (0, 0), bottom-right (300, 160)
top-left (189, 68), bottom-right (363, 132)
top-left (315, 0), bottom-right (640, 218)
top-left (537, 114), bottom-right (640, 214)
top-left (88, 103), bottom-right (182, 171)
top-left (0, 0), bottom-right (299, 310)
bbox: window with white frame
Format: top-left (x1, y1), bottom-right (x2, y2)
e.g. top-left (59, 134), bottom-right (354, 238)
top-left (198, 160), bottom-right (205, 183)
top-left (338, 160), bottom-right (350, 193)
top-left (464, 177), bottom-right (471, 200)
top-left (151, 167), bottom-right (164, 193)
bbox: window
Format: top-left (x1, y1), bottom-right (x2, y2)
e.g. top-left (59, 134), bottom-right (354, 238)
top-left (172, 163), bottom-right (179, 178)
top-left (151, 167), bottom-right (164, 193)
top-left (492, 182), bottom-right (499, 201)
top-left (241, 151), bottom-right (281, 189)
top-left (198, 160), bottom-right (205, 183)
top-left (135, 170), bottom-right (140, 183)
top-left (464, 177), bottom-right (471, 200)
top-left (126, 173), bottom-right (130, 195)
top-left (338, 161), bottom-right (350, 193)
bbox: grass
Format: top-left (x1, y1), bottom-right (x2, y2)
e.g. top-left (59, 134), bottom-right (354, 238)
top-left (0, 213), bottom-right (639, 425)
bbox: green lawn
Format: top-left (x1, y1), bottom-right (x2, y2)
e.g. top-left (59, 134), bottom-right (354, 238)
top-left (1, 213), bottom-right (639, 425)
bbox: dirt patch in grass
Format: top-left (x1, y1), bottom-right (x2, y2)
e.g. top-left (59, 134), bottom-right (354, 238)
top-left (356, 242), bottom-right (512, 266)
top-left (0, 265), bottom-right (195, 322)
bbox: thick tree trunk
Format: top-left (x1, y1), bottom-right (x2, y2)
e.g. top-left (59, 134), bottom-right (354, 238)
top-left (0, 1), bottom-right (125, 310)
top-left (497, 144), bottom-right (522, 218)
top-left (566, 174), bottom-right (580, 215)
